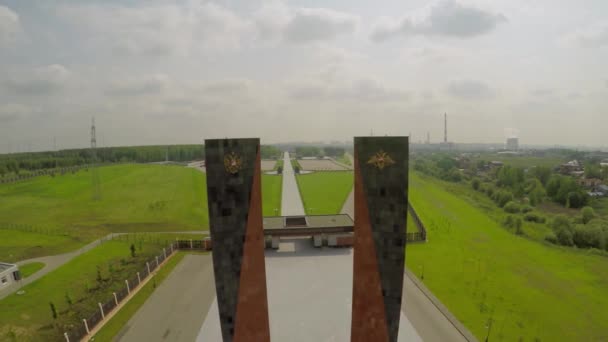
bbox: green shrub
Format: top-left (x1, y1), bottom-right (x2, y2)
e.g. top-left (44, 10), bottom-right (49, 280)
top-left (545, 233), bottom-right (558, 244)
top-left (504, 201), bottom-right (521, 213)
top-left (573, 224), bottom-right (606, 250)
top-left (503, 215), bottom-right (515, 228)
top-left (556, 228), bottom-right (574, 246)
top-left (524, 212), bottom-right (546, 223)
top-left (521, 205), bottom-right (534, 213)
top-left (581, 206), bottom-right (596, 224)
top-left (472, 179), bottom-right (481, 191)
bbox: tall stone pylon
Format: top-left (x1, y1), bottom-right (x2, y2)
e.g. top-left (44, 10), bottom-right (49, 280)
top-left (205, 138), bottom-right (270, 342)
top-left (351, 136), bottom-right (409, 342)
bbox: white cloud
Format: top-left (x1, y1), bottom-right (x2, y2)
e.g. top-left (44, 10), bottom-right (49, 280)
top-left (371, 0), bottom-right (506, 42)
top-left (289, 78), bottom-right (408, 102)
top-left (562, 22), bottom-right (608, 47)
top-left (105, 74), bottom-right (169, 97)
top-left (446, 79), bottom-right (495, 99)
top-left (4, 64), bottom-right (71, 95)
top-left (284, 8), bottom-right (358, 43)
top-left (59, 2), bottom-right (254, 56)
top-left (0, 103), bottom-right (35, 123)
top-left (0, 5), bottom-right (20, 45)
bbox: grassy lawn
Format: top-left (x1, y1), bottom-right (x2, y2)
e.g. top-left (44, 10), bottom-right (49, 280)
top-left (407, 172), bottom-right (608, 341)
top-left (297, 171), bottom-right (353, 214)
top-left (262, 174), bottom-right (282, 216)
top-left (18, 262), bottom-right (45, 278)
top-left (0, 163), bottom-right (208, 235)
top-left (0, 230), bottom-right (88, 262)
top-left (0, 240), bottom-right (171, 341)
top-left (91, 251), bottom-right (192, 341)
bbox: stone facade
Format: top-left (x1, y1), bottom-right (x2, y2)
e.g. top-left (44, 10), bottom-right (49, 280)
top-left (205, 138), bottom-right (270, 342)
top-left (351, 137), bottom-right (409, 342)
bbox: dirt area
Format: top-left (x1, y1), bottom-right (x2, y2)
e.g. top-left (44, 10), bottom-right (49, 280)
top-left (261, 160), bottom-right (277, 171)
top-left (298, 159), bottom-right (349, 171)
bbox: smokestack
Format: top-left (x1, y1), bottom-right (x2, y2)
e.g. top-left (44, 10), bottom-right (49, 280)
top-left (444, 113), bottom-right (447, 143)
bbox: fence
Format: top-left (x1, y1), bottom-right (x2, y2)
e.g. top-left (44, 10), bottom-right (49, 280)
top-left (407, 203), bottom-right (427, 242)
top-left (63, 243), bottom-right (175, 341)
top-left (0, 165), bottom-right (87, 185)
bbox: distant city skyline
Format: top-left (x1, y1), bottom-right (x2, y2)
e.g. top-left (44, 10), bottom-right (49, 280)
top-left (0, 0), bottom-right (607, 149)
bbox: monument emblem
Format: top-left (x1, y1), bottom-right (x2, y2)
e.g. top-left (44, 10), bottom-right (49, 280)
top-left (224, 151), bottom-right (242, 174)
top-left (367, 150), bottom-right (395, 170)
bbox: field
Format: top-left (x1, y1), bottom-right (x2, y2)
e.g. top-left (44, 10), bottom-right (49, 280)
top-left (18, 262), bottom-right (45, 278)
top-left (296, 172), bottom-right (352, 214)
top-left (0, 165), bottom-right (282, 262)
top-left (260, 160), bottom-right (276, 171)
top-left (407, 172), bottom-right (608, 341)
top-left (262, 174), bottom-right (282, 216)
top-left (0, 239), bottom-right (172, 341)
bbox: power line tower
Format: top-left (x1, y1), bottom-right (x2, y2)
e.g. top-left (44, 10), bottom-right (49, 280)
top-left (90, 117), bottom-right (101, 201)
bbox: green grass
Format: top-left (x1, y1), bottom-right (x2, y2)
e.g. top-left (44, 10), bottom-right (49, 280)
top-left (273, 160), bottom-right (284, 171)
top-left (296, 171), bottom-right (353, 214)
top-left (407, 172), bottom-right (608, 341)
top-left (91, 251), bottom-right (191, 341)
top-left (0, 164), bottom-right (208, 233)
top-left (262, 174), bottom-right (282, 216)
top-left (0, 230), bottom-right (88, 262)
top-left (291, 159), bottom-right (301, 170)
top-left (18, 262), bottom-right (45, 278)
top-left (0, 240), bottom-right (171, 341)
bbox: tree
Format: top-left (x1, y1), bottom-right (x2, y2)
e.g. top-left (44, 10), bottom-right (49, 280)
top-left (514, 218), bottom-right (524, 235)
top-left (573, 224), bottom-right (606, 249)
top-left (96, 265), bottom-right (103, 284)
top-left (531, 166), bottom-right (552, 186)
top-left (556, 228), bottom-right (574, 246)
top-left (130, 243), bottom-right (136, 258)
top-left (472, 178), bottom-right (481, 191)
top-left (581, 206), bottom-right (596, 224)
top-left (585, 163), bottom-right (602, 179)
top-left (65, 292), bottom-right (73, 306)
top-left (551, 215), bottom-right (572, 233)
top-left (276, 166), bottom-right (283, 174)
top-left (49, 302), bottom-right (57, 320)
top-left (504, 201), bottom-right (521, 213)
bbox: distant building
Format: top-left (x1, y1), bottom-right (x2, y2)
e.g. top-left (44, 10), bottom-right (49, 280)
top-left (506, 137), bottom-right (519, 151)
top-left (0, 263), bottom-right (20, 292)
top-left (559, 160), bottom-right (583, 175)
top-left (578, 178), bottom-right (603, 189)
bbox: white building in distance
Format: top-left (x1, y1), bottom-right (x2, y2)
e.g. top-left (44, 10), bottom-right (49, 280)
top-left (0, 263), bottom-right (21, 292)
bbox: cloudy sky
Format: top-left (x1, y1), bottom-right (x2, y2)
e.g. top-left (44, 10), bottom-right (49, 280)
top-left (0, 0), bottom-right (607, 151)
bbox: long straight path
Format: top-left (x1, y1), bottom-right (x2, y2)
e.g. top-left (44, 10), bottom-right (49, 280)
top-left (280, 151), bottom-right (305, 216)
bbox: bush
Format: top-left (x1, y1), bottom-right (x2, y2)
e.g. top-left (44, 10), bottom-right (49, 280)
top-left (503, 215), bottom-right (515, 228)
top-left (504, 201), bottom-right (521, 213)
top-left (515, 218), bottom-right (524, 235)
top-left (495, 191), bottom-right (514, 208)
top-left (472, 178), bottom-right (481, 191)
top-left (524, 212), bottom-right (546, 223)
top-left (521, 205), bottom-right (534, 213)
top-left (572, 224), bottom-right (606, 250)
top-left (545, 233), bottom-right (558, 244)
top-left (556, 228), bottom-right (574, 246)
top-left (551, 215), bottom-right (572, 233)
top-left (581, 206), bottom-right (596, 224)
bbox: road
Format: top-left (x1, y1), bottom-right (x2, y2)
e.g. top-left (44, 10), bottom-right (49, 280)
top-left (341, 190), bottom-right (475, 342)
top-left (115, 254), bottom-right (215, 342)
top-left (280, 151), bottom-right (305, 216)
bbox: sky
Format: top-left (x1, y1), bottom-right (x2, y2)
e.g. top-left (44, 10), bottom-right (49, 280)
top-left (0, 0), bottom-right (607, 152)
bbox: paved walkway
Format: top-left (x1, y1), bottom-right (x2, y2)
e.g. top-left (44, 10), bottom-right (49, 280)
top-left (280, 151), bottom-right (305, 216)
top-left (0, 231), bottom-right (208, 300)
top-left (115, 254), bottom-right (215, 342)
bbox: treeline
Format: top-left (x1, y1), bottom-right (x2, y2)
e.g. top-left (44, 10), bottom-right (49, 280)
top-left (295, 146), bottom-right (345, 158)
top-left (261, 145), bottom-right (282, 159)
top-left (547, 210), bottom-right (608, 251)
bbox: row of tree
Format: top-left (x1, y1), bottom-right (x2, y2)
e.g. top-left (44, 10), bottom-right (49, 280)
top-left (1, 144), bottom-right (286, 176)
top-left (294, 146), bottom-right (346, 158)
top-left (548, 210), bottom-right (607, 251)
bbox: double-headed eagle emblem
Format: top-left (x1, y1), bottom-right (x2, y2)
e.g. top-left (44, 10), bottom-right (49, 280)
top-left (224, 152), bottom-right (242, 174)
top-left (367, 150), bottom-right (395, 170)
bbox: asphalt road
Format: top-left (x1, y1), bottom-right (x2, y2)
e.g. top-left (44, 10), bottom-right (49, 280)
top-left (280, 151), bottom-right (305, 216)
top-left (115, 254), bottom-right (215, 342)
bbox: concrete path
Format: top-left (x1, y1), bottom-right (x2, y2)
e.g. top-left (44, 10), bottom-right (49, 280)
top-left (115, 254), bottom-right (215, 342)
top-left (280, 151), bottom-right (305, 216)
top-left (341, 188), bottom-right (474, 342)
top-left (0, 231), bottom-right (208, 300)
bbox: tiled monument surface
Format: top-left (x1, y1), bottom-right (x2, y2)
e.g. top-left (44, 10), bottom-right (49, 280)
top-left (351, 136), bottom-right (409, 342)
top-left (205, 138), bottom-right (270, 342)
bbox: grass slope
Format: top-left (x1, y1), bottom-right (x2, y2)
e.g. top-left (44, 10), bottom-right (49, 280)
top-left (297, 171), bottom-right (353, 214)
top-left (0, 240), bottom-right (170, 341)
top-left (0, 230), bottom-right (86, 262)
top-left (407, 172), bottom-right (608, 341)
